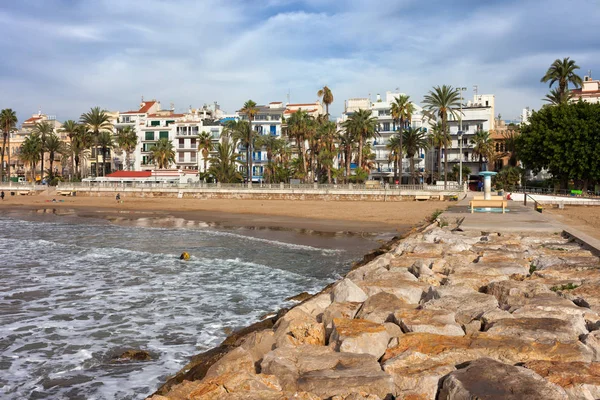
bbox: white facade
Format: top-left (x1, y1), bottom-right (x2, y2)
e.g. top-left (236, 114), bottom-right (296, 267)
top-left (570, 76), bottom-right (600, 104)
top-left (520, 107), bottom-right (532, 125)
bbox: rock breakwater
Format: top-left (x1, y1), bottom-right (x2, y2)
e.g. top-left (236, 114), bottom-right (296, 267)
top-left (149, 223), bottom-right (600, 399)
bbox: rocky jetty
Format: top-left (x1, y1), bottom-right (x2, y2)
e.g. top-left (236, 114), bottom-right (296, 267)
top-left (149, 223), bottom-right (600, 399)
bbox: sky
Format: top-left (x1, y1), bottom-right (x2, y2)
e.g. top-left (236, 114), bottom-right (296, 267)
top-left (1, 0), bottom-right (599, 123)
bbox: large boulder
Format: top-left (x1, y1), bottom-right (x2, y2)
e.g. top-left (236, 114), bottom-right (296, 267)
top-left (393, 309), bottom-right (464, 336)
top-left (184, 373), bottom-right (282, 400)
top-left (355, 292), bottom-right (411, 324)
top-left (297, 369), bottom-right (395, 399)
top-left (485, 317), bottom-right (581, 343)
top-left (332, 279), bottom-right (368, 303)
top-left (239, 330), bottom-right (276, 369)
top-left (357, 279), bottom-right (428, 304)
top-left (383, 354), bottom-right (455, 399)
top-left (485, 280), bottom-right (552, 308)
top-left (294, 293), bottom-right (332, 320)
top-left (205, 347), bottom-right (255, 378)
top-left (420, 286), bottom-right (499, 325)
top-left (321, 301), bottom-right (363, 335)
top-left (438, 358), bottom-right (568, 399)
top-left (273, 309), bottom-right (326, 348)
top-left (329, 318), bottom-right (390, 359)
top-left (523, 360), bottom-right (600, 400)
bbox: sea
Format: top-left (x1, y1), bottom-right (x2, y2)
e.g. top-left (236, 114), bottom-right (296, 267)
top-left (0, 211), bottom-right (381, 400)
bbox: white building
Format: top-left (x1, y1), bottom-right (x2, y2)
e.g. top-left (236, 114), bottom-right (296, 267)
top-left (520, 107), bottom-right (532, 125)
top-left (570, 75), bottom-right (600, 103)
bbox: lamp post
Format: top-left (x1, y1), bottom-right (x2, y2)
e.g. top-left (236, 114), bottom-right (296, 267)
top-left (458, 87), bottom-right (467, 188)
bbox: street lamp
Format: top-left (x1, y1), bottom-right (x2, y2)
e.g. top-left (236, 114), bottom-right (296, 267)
top-left (457, 87), bottom-right (467, 188)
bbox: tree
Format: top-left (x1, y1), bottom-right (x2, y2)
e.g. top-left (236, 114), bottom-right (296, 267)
top-left (71, 125), bottom-right (93, 179)
top-left (430, 121), bottom-right (451, 181)
top-left (540, 57), bottom-right (583, 99)
top-left (0, 109), bottom-right (18, 182)
top-left (470, 130), bottom-right (495, 172)
top-left (390, 95), bottom-right (415, 183)
top-left (116, 126), bottom-right (138, 171)
top-left (423, 85), bottom-right (462, 187)
top-left (342, 109), bottom-right (378, 172)
top-left (502, 129), bottom-right (519, 167)
top-left (387, 135), bottom-right (402, 183)
top-left (148, 137), bottom-right (174, 170)
top-left (284, 110), bottom-right (316, 182)
top-left (517, 101), bottom-right (600, 190)
top-left (61, 120), bottom-right (80, 178)
top-left (208, 136), bottom-right (242, 183)
top-left (493, 166), bottom-right (523, 190)
top-left (80, 107), bottom-right (112, 177)
top-left (543, 88), bottom-right (573, 106)
top-left (19, 134), bottom-right (42, 182)
top-left (403, 127), bottom-right (429, 184)
top-left (32, 121), bottom-right (53, 180)
top-left (317, 86), bottom-right (334, 116)
top-left (316, 120), bottom-right (338, 183)
top-left (450, 164), bottom-right (471, 182)
top-left (338, 129), bottom-right (355, 182)
top-left (197, 131), bottom-right (213, 173)
top-left (98, 131), bottom-right (114, 175)
top-left (225, 120), bottom-right (251, 179)
top-left (240, 100), bottom-right (258, 183)
top-left (44, 133), bottom-right (65, 179)
top-left (255, 134), bottom-right (282, 183)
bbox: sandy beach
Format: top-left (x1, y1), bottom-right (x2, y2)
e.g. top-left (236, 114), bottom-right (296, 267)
top-left (546, 206), bottom-right (600, 240)
top-left (0, 195), bottom-right (446, 234)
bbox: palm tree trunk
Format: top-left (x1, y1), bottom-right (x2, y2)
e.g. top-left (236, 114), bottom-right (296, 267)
top-left (442, 117), bottom-right (447, 189)
top-left (0, 133), bottom-right (6, 182)
top-left (393, 155), bottom-right (398, 182)
top-left (410, 157), bottom-right (415, 184)
top-left (327, 163), bottom-right (331, 184)
top-left (94, 134), bottom-right (99, 177)
top-left (248, 120), bottom-right (253, 184)
top-left (7, 134), bottom-right (11, 182)
top-left (437, 145), bottom-right (442, 182)
top-left (357, 136), bottom-right (363, 173)
top-left (399, 118), bottom-right (404, 184)
top-left (345, 148), bottom-right (351, 182)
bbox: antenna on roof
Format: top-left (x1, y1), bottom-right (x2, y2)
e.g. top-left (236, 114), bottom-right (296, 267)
top-left (141, 95), bottom-right (144, 102)
top-left (287, 89), bottom-right (290, 105)
top-left (589, 70), bottom-right (593, 79)
top-left (38, 107), bottom-right (42, 116)
top-left (473, 85), bottom-right (478, 97)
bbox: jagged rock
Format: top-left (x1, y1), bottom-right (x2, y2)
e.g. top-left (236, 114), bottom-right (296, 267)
top-left (421, 285), bottom-right (499, 325)
top-left (480, 309), bottom-right (514, 330)
top-left (581, 331), bottom-right (600, 362)
top-left (260, 345), bottom-right (389, 396)
top-left (382, 333), bottom-right (593, 366)
top-left (441, 272), bottom-right (508, 291)
top-left (462, 320), bottom-right (482, 335)
top-left (485, 280), bottom-right (552, 307)
top-left (346, 253), bottom-right (395, 282)
top-left (322, 301), bottom-right (362, 335)
top-left (510, 294), bottom-right (589, 335)
top-left (332, 278), bottom-right (368, 303)
top-left (286, 292), bottom-right (313, 302)
top-left (273, 309), bottom-right (326, 348)
top-left (393, 309), bottom-right (464, 336)
top-left (330, 394), bottom-right (382, 400)
top-left (187, 373), bottom-right (282, 400)
top-left (562, 281), bottom-right (600, 313)
top-left (329, 318), bottom-right (390, 359)
top-left (205, 347), bottom-right (255, 378)
top-left (383, 354), bottom-right (456, 399)
top-left (438, 358), bottom-right (568, 399)
top-left (239, 330), bottom-right (276, 368)
top-left (408, 260), bottom-right (433, 278)
top-left (297, 369), bottom-right (394, 399)
top-left (524, 360), bottom-right (600, 400)
top-left (355, 292), bottom-right (411, 324)
top-left (358, 279), bottom-right (427, 304)
top-left (383, 322), bottom-right (403, 340)
top-left (485, 317), bottom-right (581, 343)
top-left (294, 292), bottom-right (332, 320)
top-left (114, 349), bottom-right (152, 361)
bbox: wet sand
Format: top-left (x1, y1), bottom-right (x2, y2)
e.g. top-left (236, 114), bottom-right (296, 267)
top-left (546, 206), bottom-right (600, 240)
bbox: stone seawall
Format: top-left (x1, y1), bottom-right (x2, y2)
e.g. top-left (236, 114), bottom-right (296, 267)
top-left (148, 221), bottom-right (600, 400)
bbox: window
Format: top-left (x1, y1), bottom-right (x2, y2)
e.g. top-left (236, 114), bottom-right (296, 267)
top-left (166, 120), bottom-right (175, 126)
top-left (179, 153), bottom-right (185, 162)
top-left (145, 132), bottom-right (154, 141)
top-left (151, 120), bottom-right (160, 127)
top-left (143, 143), bottom-right (155, 152)
top-left (179, 138), bottom-right (185, 149)
top-left (271, 114), bottom-right (281, 121)
top-left (159, 131), bottom-right (169, 139)
top-left (464, 152), bottom-right (469, 161)
top-left (383, 122), bottom-right (390, 131)
top-left (270, 125), bottom-right (277, 135)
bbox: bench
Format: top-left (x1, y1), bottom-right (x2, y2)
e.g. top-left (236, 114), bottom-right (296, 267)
top-left (18, 191), bottom-right (31, 196)
top-left (57, 191), bottom-right (72, 196)
top-left (415, 195), bottom-right (430, 201)
top-left (469, 200), bottom-right (508, 214)
top-left (473, 195), bottom-right (504, 201)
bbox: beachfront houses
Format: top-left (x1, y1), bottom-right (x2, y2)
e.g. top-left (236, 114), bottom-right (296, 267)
top-left (570, 75), bottom-right (600, 103)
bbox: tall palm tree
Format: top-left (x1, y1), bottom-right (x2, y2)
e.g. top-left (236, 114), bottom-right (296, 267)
top-left (342, 109), bottom-right (378, 172)
top-left (540, 57), bottom-right (583, 99)
top-left (255, 134), bottom-right (282, 183)
top-left (390, 95), bottom-right (414, 183)
top-left (317, 86), bottom-right (334, 116)
top-left (316, 120), bottom-right (338, 183)
top-left (148, 137), bottom-right (175, 169)
top-left (403, 127), bottom-right (430, 184)
top-left (0, 109), bottom-right (18, 182)
top-left (284, 110), bottom-right (315, 181)
top-left (20, 134), bottom-right (42, 182)
top-left (225, 120), bottom-right (251, 178)
top-left (116, 126), bottom-right (138, 171)
top-left (80, 107), bottom-right (112, 177)
top-left (44, 133), bottom-right (65, 179)
top-left (430, 121), bottom-right (451, 182)
top-left (32, 121), bottom-right (53, 181)
top-left (387, 135), bottom-right (402, 183)
top-left (209, 136), bottom-right (242, 183)
top-left (470, 130), bottom-right (494, 172)
top-left (240, 100), bottom-right (258, 183)
top-left (197, 131), bottom-right (213, 173)
top-left (61, 120), bottom-right (80, 179)
top-left (98, 131), bottom-right (114, 175)
top-left (337, 129), bottom-right (355, 182)
top-left (71, 125), bottom-right (93, 179)
top-left (543, 88), bottom-right (573, 105)
top-left (502, 129), bottom-right (519, 167)
top-left (423, 85), bottom-right (462, 188)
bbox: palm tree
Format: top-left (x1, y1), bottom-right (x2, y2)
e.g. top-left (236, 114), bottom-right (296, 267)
top-left (470, 130), bottom-right (494, 172)
top-left (316, 121), bottom-right (338, 183)
top-left (430, 121), bottom-right (451, 182)
top-left (61, 120), bottom-right (80, 179)
top-left (208, 136), bottom-right (242, 183)
top-left (148, 137), bottom-right (175, 169)
top-left (317, 86), bottom-right (334, 116)
top-left (71, 125), bottom-right (93, 179)
top-left (224, 120), bottom-right (250, 178)
top-left (80, 107), bottom-right (112, 177)
top-left (402, 127), bottom-right (429, 184)
top-left (540, 57), bottom-right (583, 99)
top-left (240, 100), bottom-right (258, 183)
top-left (197, 131), bottom-right (213, 173)
top-left (116, 126), bottom-right (138, 171)
top-left (338, 129), bottom-right (355, 182)
top-left (423, 85), bottom-right (462, 188)
top-left (543, 88), bottom-right (573, 105)
top-left (98, 131), bottom-right (114, 175)
top-left (342, 109), bottom-right (378, 172)
top-left (390, 95), bottom-right (415, 183)
top-left (0, 109), bottom-right (18, 182)
top-left (255, 134), bottom-right (282, 183)
top-left (387, 135), bottom-right (402, 183)
top-left (284, 110), bottom-right (316, 181)
top-left (32, 121), bottom-right (53, 181)
top-left (44, 133), bottom-right (65, 179)
top-left (20, 134), bottom-right (42, 182)
top-left (502, 130), bottom-right (519, 167)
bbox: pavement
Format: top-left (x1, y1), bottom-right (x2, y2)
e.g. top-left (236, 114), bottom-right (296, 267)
top-left (442, 193), bottom-right (600, 254)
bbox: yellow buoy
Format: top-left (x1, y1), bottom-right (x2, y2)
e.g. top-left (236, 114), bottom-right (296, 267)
top-left (180, 252), bottom-right (190, 260)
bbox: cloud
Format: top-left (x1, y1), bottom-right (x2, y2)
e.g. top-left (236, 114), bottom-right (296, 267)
top-left (0, 0), bottom-right (599, 123)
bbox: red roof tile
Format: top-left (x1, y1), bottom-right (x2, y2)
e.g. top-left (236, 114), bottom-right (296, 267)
top-left (147, 113), bottom-right (184, 118)
top-left (107, 171), bottom-right (152, 178)
top-left (139, 101), bottom-right (157, 113)
top-left (284, 108), bottom-right (317, 114)
top-left (23, 116), bottom-right (42, 123)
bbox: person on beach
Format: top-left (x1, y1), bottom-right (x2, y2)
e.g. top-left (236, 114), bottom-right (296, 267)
top-left (116, 193), bottom-right (121, 202)
top-left (0, 191), bottom-right (4, 200)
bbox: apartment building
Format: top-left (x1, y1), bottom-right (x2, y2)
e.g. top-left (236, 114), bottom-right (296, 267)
top-left (570, 75), bottom-right (600, 103)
